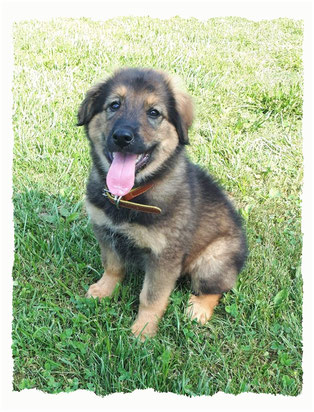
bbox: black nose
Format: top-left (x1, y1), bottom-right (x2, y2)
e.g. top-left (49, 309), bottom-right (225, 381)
top-left (112, 128), bottom-right (134, 148)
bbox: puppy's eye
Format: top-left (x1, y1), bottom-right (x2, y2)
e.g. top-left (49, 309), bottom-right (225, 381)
top-left (147, 108), bottom-right (160, 118)
top-left (109, 101), bottom-right (121, 111)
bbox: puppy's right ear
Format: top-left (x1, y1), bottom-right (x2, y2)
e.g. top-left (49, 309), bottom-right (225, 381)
top-left (77, 82), bottom-right (108, 126)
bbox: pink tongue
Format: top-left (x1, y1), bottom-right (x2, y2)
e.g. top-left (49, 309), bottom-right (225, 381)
top-left (106, 152), bottom-right (137, 196)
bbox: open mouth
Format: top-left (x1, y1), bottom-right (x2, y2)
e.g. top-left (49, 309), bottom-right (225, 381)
top-left (108, 151), bottom-right (151, 172)
top-left (106, 151), bottom-right (152, 197)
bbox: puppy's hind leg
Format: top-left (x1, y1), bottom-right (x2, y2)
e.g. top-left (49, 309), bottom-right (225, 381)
top-left (188, 293), bottom-right (222, 325)
top-left (186, 236), bottom-right (245, 324)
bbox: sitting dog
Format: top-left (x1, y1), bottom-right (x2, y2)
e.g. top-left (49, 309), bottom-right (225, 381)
top-left (77, 68), bottom-right (247, 339)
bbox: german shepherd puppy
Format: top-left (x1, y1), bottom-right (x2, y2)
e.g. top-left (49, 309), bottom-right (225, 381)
top-left (77, 68), bottom-right (247, 340)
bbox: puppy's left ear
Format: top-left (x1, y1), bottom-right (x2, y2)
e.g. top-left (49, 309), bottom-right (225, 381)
top-left (174, 89), bottom-right (194, 145)
top-left (167, 74), bottom-right (194, 145)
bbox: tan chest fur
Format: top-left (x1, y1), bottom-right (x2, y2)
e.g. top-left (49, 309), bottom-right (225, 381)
top-left (85, 199), bottom-right (167, 255)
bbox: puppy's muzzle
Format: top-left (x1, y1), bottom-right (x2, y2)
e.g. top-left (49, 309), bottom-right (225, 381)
top-left (112, 127), bottom-right (134, 148)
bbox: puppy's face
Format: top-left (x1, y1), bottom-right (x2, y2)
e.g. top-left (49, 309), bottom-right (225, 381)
top-left (78, 68), bottom-right (193, 192)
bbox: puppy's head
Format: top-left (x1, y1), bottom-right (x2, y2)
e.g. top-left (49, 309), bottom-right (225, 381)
top-left (78, 68), bottom-right (193, 195)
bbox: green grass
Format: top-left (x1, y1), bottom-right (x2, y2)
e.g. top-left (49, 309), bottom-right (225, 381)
top-left (12, 17), bottom-right (303, 396)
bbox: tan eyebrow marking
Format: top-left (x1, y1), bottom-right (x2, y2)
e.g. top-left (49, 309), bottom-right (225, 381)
top-left (145, 93), bottom-right (160, 107)
top-left (113, 85), bottom-right (127, 97)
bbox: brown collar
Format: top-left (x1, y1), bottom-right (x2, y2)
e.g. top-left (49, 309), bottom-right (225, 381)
top-left (103, 183), bottom-right (162, 214)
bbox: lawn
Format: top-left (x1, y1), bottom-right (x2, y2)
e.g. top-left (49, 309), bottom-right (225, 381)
top-left (12, 17), bottom-right (303, 396)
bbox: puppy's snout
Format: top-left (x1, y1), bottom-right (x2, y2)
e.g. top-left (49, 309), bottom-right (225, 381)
top-left (112, 128), bottom-right (134, 148)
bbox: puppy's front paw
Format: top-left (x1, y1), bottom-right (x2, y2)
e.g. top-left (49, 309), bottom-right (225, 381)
top-left (131, 318), bottom-right (158, 341)
top-left (85, 274), bottom-right (120, 299)
top-left (86, 282), bottom-right (109, 299)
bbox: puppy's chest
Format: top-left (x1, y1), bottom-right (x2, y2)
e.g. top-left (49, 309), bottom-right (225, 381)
top-left (86, 199), bottom-right (168, 257)
top-left (100, 226), bottom-right (150, 267)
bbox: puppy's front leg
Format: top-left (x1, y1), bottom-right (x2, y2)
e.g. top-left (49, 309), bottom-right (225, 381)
top-left (131, 258), bottom-right (181, 340)
top-left (86, 242), bottom-right (125, 299)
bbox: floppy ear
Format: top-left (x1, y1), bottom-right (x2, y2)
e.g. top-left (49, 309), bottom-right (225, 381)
top-left (173, 89), bottom-right (194, 144)
top-left (77, 81), bottom-right (109, 126)
top-left (167, 74), bottom-right (194, 145)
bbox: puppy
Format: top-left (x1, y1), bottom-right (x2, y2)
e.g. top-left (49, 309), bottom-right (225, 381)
top-left (77, 68), bottom-right (247, 339)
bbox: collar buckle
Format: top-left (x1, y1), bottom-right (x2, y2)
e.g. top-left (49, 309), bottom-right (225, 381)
top-left (102, 185), bottom-right (161, 215)
top-left (113, 195), bottom-right (122, 208)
